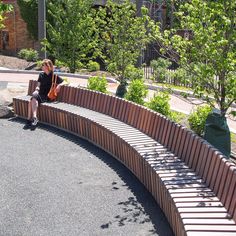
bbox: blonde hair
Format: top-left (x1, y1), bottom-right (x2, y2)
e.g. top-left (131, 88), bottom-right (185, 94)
top-left (42, 59), bottom-right (54, 72)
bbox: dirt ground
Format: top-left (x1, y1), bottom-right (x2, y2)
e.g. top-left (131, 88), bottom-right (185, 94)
top-left (0, 54), bottom-right (113, 77)
top-left (0, 54), bottom-right (36, 70)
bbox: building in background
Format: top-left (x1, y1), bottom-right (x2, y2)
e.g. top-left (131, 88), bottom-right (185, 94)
top-left (0, 0), bottom-right (37, 55)
top-left (0, 0), bottom-right (166, 59)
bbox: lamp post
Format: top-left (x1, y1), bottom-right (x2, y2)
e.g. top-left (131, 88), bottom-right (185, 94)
top-left (38, 0), bottom-right (46, 59)
top-left (136, 0), bottom-right (143, 17)
top-left (136, 0), bottom-right (143, 66)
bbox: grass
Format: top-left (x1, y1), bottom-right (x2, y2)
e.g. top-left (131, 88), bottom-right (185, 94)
top-left (147, 81), bottom-right (193, 92)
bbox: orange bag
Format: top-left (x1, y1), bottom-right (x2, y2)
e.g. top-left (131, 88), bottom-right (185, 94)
top-left (47, 74), bottom-right (58, 101)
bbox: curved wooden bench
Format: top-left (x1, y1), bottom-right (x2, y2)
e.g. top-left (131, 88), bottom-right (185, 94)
top-left (13, 80), bottom-right (236, 236)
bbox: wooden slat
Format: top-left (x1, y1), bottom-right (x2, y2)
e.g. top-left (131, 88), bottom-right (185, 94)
top-left (13, 81), bottom-right (236, 236)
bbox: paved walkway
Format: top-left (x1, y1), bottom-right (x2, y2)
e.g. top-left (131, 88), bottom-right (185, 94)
top-left (0, 118), bottom-right (174, 236)
top-left (0, 69), bottom-right (235, 156)
top-left (0, 71), bottom-right (235, 133)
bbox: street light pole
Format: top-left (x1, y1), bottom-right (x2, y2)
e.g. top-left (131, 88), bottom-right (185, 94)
top-left (38, 0), bottom-right (46, 59)
top-left (136, 0), bottom-right (143, 66)
top-left (136, 0), bottom-right (143, 17)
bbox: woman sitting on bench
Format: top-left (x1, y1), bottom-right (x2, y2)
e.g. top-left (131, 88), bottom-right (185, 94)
top-left (25, 59), bottom-right (65, 129)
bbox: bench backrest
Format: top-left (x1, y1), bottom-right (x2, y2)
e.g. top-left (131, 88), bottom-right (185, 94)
top-left (29, 80), bottom-right (236, 221)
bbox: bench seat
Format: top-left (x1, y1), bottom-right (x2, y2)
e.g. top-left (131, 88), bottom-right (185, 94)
top-left (13, 94), bottom-right (236, 236)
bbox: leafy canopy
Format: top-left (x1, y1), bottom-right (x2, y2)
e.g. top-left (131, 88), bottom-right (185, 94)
top-left (154, 0), bottom-right (236, 116)
top-left (44, 0), bottom-right (100, 73)
top-left (0, 2), bottom-right (13, 29)
top-left (97, 0), bottom-right (152, 82)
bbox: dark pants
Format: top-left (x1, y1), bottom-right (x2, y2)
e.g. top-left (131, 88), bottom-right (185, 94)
top-left (31, 93), bottom-right (49, 104)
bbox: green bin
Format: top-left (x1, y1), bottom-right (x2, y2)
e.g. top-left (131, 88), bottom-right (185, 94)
top-left (204, 109), bottom-right (231, 158)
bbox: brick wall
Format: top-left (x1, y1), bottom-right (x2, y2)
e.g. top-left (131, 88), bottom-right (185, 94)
top-left (1, 0), bottom-right (37, 55)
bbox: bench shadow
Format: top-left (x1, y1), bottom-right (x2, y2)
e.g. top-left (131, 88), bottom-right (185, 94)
top-left (9, 117), bottom-right (174, 236)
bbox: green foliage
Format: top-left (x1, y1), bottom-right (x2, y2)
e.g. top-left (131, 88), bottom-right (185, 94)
top-left (17, 0), bottom-right (38, 39)
top-left (169, 111), bottom-right (187, 124)
top-left (87, 60), bottom-right (100, 72)
top-left (97, 0), bottom-right (153, 89)
top-left (188, 105), bottom-right (212, 136)
top-left (36, 60), bottom-right (42, 68)
top-left (147, 91), bottom-right (171, 117)
top-left (150, 58), bottom-right (171, 82)
top-left (180, 91), bottom-right (188, 99)
top-left (45, 0), bottom-right (100, 73)
top-left (124, 65), bottom-right (144, 81)
top-left (75, 61), bottom-right (84, 71)
top-left (107, 63), bottom-right (117, 76)
top-left (18, 48), bottom-right (39, 61)
top-left (87, 76), bottom-right (108, 93)
top-left (125, 79), bottom-right (148, 105)
top-left (172, 67), bottom-right (191, 86)
top-left (230, 110), bottom-right (236, 118)
top-left (55, 59), bottom-right (67, 68)
top-left (0, 3), bottom-right (13, 29)
top-left (0, 3), bottom-right (12, 11)
top-left (154, 0), bottom-right (236, 116)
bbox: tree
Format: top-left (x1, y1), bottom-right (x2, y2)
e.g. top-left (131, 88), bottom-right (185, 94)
top-left (154, 0), bottom-right (236, 116)
top-left (0, 2), bottom-right (13, 29)
top-left (97, 0), bottom-right (153, 97)
top-left (44, 0), bottom-right (100, 73)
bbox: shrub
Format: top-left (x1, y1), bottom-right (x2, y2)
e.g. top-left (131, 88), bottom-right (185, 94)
top-left (180, 91), bottom-right (188, 99)
top-left (107, 63), bottom-right (117, 74)
top-left (150, 58), bottom-right (171, 83)
top-left (188, 105), bottom-right (212, 136)
top-left (87, 60), bottom-right (100, 72)
top-left (230, 110), bottom-right (236, 118)
top-left (87, 76), bottom-right (107, 93)
top-left (36, 60), bottom-right (42, 68)
top-left (168, 111), bottom-right (186, 123)
top-left (55, 59), bottom-right (67, 68)
top-left (147, 91), bottom-right (171, 117)
top-left (18, 48), bottom-right (38, 61)
top-left (18, 49), bottom-right (27, 59)
top-left (125, 79), bottom-right (148, 105)
top-left (124, 65), bottom-right (144, 81)
top-left (75, 60), bottom-right (84, 71)
top-left (172, 68), bottom-right (191, 86)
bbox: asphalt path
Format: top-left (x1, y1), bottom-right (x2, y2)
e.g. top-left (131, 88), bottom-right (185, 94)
top-left (0, 118), bottom-right (174, 236)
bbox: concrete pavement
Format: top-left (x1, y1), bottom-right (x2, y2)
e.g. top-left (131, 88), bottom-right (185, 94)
top-left (0, 118), bottom-right (174, 236)
top-left (0, 70), bottom-right (235, 133)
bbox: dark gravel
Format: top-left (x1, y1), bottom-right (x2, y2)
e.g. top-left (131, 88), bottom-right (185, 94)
top-left (0, 118), bottom-right (174, 236)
